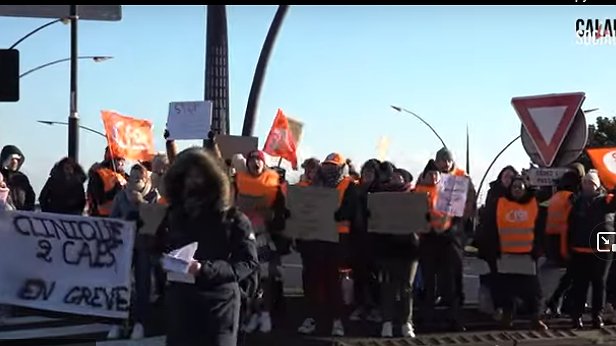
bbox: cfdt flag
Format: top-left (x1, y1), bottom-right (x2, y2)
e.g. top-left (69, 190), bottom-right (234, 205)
top-left (587, 147), bottom-right (616, 189)
top-left (262, 109), bottom-right (298, 169)
top-left (101, 110), bottom-right (155, 162)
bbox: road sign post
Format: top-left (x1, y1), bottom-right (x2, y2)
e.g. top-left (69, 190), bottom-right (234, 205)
top-left (512, 92), bottom-right (586, 167)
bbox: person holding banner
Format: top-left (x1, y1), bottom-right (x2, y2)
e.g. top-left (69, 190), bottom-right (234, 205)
top-left (307, 152), bottom-right (359, 337)
top-left (235, 150), bottom-right (288, 334)
top-left (369, 161), bottom-right (419, 338)
top-left (415, 159), bottom-right (465, 332)
top-left (0, 172), bottom-right (14, 211)
top-left (160, 147), bottom-right (259, 346)
top-left (87, 147), bottom-right (128, 217)
top-left (479, 175), bottom-right (548, 330)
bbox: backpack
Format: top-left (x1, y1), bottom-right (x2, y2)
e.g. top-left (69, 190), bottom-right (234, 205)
top-left (224, 207), bottom-right (261, 302)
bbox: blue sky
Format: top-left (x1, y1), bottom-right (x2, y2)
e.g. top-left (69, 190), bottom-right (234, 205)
top-left (1, 5), bottom-right (615, 202)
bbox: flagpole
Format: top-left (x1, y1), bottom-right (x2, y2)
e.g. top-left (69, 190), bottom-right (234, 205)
top-left (277, 157), bottom-right (283, 167)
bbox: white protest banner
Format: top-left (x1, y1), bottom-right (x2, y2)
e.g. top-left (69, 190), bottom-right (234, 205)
top-left (0, 211), bottom-right (135, 319)
top-left (436, 174), bottom-right (469, 217)
top-left (166, 101), bottom-right (213, 140)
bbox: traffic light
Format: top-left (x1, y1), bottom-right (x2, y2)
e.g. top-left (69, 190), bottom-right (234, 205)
top-left (0, 49), bottom-right (19, 102)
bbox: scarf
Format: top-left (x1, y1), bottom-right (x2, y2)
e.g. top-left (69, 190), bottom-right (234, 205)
top-left (320, 167), bottom-right (344, 188)
top-left (376, 181), bottom-right (411, 193)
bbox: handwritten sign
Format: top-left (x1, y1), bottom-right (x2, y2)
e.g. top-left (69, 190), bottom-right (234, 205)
top-left (166, 101), bottom-right (213, 140)
top-left (285, 186), bottom-right (339, 243)
top-left (217, 135), bottom-right (259, 161)
top-left (436, 174), bottom-right (470, 217)
top-left (139, 203), bottom-right (167, 236)
top-left (0, 211), bottom-right (135, 319)
top-left (525, 168), bottom-right (572, 187)
top-left (368, 192), bottom-right (429, 235)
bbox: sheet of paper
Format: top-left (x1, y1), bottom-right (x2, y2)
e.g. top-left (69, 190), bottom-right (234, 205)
top-left (436, 174), bottom-right (470, 217)
top-left (163, 242), bottom-right (198, 284)
top-left (367, 192), bottom-right (429, 235)
top-left (166, 101), bottom-right (213, 140)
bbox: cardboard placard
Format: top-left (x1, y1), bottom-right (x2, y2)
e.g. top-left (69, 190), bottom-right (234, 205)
top-left (138, 203), bottom-right (167, 236)
top-left (217, 135), bottom-right (259, 161)
top-left (285, 186), bottom-right (339, 243)
top-left (367, 192), bottom-right (430, 235)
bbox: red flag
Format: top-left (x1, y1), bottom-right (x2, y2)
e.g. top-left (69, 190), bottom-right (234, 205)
top-left (101, 110), bottom-right (155, 162)
top-left (587, 147), bottom-right (616, 189)
top-left (262, 109), bottom-right (298, 169)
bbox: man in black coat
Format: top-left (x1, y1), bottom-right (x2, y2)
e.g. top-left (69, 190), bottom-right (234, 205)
top-left (0, 145), bottom-right (36, 211)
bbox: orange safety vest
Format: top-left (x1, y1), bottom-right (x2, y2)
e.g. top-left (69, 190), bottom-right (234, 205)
top-left (496, 197), bottom-right (538, 254)
top-left (546, 191), bottom-right (573, 259)
top-left (414, 184), bottom-right (452, 231)
top-left (95, 168), bottom-right (127, 216)
top-left (235, 169), bottom-right (281, 207)
top-left (336, 177), bottom-right (354, 234)
top-left (451, 168), bottom-right (467, 177)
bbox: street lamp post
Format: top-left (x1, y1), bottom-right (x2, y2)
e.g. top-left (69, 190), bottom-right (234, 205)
top-left (390, 105), bottom-right (448, 148)
top-left (36, 120), bottom-right (105, 138)
top-left (9, 17), bottom-right (69, 49)
top-left (68, 4), bottom-right (79, 163)
top-left (242, 5), bottom-right (290, 137)
top-left (20, 56), bottom-right (112, 79)
top-left (476, 135), bottom-right (521, 201)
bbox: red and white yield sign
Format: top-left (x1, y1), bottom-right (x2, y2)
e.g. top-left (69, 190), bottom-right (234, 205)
top-left (512, 92), bottom-right (586, 167)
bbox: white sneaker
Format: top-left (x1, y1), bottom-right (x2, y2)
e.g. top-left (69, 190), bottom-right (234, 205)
top-left (243, 313), bottom-right (260, 334)
top-left (381, 321), bottom-right (393, 338)
top-left (366, 309), bottom-right (383, 323)
top-left (401, 322), bottom-right (416, 338)
top-left (331, 319), bottom-right (345, 337)
top-left (130, 323), bottom-right (144, 340)
top-left (298, 317), bottom-right (317, 334)
top-left (259, 312), bottom-right (272, 333)
top-left (106, 325), bottom-right (122, 340)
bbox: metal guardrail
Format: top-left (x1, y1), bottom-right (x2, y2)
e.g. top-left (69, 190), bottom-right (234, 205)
top-left (333, 326), bottom-right (616, 346)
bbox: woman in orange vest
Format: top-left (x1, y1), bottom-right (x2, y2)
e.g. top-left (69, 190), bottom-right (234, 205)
top-left (567, 170), bottom-right (616, 329)
top-left (543, 171), bottom-right (580, 317)
top-left (481, 175), bottom-right (548, 330)
top-left (235, 150), bottom-right (287, 334)
top-left (415, 159), bottom-right (465, 332)
top-left (86, 147), bottom-right (128, 217)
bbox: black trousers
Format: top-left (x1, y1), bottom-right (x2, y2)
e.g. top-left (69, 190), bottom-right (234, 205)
top-left (420, 237), bottom-right (463, 323)
top-left (495, 273), bottom-right (542, 316)
top-left (165, 283), bottom-right (240, 346)
top-left (569, 253), bottom-right (611, 318)
top-left (298, 240), bottom-right (344, 323)
top-left (549, 267), bottom-right (573, 304)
